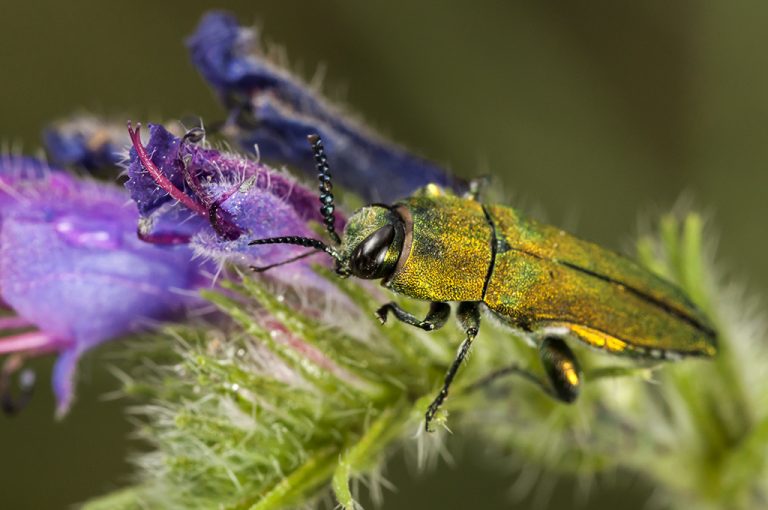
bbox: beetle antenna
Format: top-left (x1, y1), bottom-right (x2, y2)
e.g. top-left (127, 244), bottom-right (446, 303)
top-left (308, 134), bottom-right (342, 245)
top-left (250, 249), bottom-right (318, 273)
top-left (248, 236), bottom-right (342, 263)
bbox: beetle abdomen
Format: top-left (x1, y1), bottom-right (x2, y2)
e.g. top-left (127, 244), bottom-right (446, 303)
top-left (482, 205), bottom-right (716, 358)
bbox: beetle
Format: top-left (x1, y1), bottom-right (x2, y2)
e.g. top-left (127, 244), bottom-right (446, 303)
top-left (249, 134), bottom-right (718, 432)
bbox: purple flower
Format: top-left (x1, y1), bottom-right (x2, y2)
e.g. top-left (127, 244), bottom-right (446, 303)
top-left (187, 11), bottom-right (465, 203)
top-left (0, 155), bottom-right (209, 416)
top-left (43, 115), bottom-right (125, 171)
top-left (126, 122), bottom-right (344, 292)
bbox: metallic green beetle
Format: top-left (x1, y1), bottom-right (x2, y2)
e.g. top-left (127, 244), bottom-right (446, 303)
top-left (250, 135), bottom-right (718, 432)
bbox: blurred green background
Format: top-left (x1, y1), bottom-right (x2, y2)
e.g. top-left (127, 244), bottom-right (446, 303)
top-left (1, 1), bottom-right (766, 509)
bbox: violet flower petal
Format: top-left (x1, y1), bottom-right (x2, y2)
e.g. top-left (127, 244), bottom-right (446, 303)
top-left (43, 115), bottom-right (125, 171)
top-left (51, 348), bottom-right (81, 417)
top-left (1, 215), bottom-right (203, 344)
top-left (187, 11), bottom-right (465, 202)
top-left (186, 11), bottom-right (307, 106)
top-left (0, 156), bottom-right (209, 414)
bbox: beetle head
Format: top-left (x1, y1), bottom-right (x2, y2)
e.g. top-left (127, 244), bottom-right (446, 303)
top-left (249, 134), bottom-right (404, 282)
top-left (337, 205), bottom-right (404, 280)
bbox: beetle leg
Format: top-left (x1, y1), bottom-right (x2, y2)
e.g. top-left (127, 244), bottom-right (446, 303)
top-left (375, 301), bottom-right (450, 331)
top-left (464, 176), bottom-right (490, 201)
top-left (0, 354), bottom-right (36, 415)
top-left (464, 363), bottom-right (554, 398)
top-left (425, 302), bottom-right (480, 432)
top-left (466, 336), bottom-right (582, 403)
top-left (587, 364), bottom-right (658, 380)
top-left (537, 336), bottom-right (582, 403)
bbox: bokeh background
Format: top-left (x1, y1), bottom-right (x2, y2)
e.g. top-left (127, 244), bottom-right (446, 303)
top-left (1, 2), bottom-right (766, 509)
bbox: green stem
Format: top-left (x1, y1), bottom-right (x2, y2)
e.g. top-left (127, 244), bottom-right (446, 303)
top-left (332, 407), bottom-right (406, 509)
top-left (241, 447), bottom-right (339, 510)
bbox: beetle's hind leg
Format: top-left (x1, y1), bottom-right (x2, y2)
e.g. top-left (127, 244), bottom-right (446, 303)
top-left (537, 336), bottom-right (582, 402)
top-left (376, 301), bottom-right (450, 331)
top-left (465, 363), bottom-right (554, 399)
top-left (424, 302), bottom-right (481, 432)
top-left (467, 336), bottom-right (583, 404)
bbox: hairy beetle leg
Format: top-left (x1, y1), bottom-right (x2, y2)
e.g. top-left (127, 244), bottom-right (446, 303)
top-left (425, 302), bottom-right (480, 432)
top-left (375, 301), bottom-right (450, 331)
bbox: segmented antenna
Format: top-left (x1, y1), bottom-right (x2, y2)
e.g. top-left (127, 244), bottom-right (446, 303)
top-left (248, 236), bottom-right (341, 262)
top-left (249, 250), bottom-right (317, 273)
top-left (307, 134), bottom-right (341, 245)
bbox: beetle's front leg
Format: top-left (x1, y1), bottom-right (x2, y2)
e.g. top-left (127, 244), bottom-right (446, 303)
top-left (375, 301), bottom-right (450, 331)
top-left (424, 301), bottom-right (480, 432)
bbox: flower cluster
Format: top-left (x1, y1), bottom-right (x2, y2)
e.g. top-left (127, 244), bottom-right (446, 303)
top-left (1, 10), bottom-right (460, 418)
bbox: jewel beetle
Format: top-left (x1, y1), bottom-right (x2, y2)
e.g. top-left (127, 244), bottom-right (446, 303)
top-left (250, 135), bottom-right (718, 432)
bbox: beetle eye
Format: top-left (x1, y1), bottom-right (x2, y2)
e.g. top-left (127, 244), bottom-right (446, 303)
top-left (350, 224), bottom-right (398, 279)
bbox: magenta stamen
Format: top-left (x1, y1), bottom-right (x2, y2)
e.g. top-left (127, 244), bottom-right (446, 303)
top-left (127, 122), bottom-right (209, 218)
top-left (137, 230), bottom-right (193, 245)
top-left (0, 316), bottom-right (32, 331)
top-left (0, 331), bottom-right (68, 355)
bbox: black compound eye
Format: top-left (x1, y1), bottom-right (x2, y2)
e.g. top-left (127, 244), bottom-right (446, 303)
top-left (350, 224), bottom-right (397, 279)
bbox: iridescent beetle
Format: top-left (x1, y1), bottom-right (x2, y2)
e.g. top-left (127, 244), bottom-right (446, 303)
top-left (250, 135), bottom-right (718, 432)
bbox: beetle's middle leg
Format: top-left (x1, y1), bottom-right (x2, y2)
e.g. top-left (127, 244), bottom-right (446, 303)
top-left (424, 301), bottom-right (481, 432)
top-left (376, 301), bottom-right (450, 331)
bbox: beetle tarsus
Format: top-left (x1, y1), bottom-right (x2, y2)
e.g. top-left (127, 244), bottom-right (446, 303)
top-left (375, 301), bottom-right (450, 331)
top-left (424, 301), bottom-right (480, 432)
